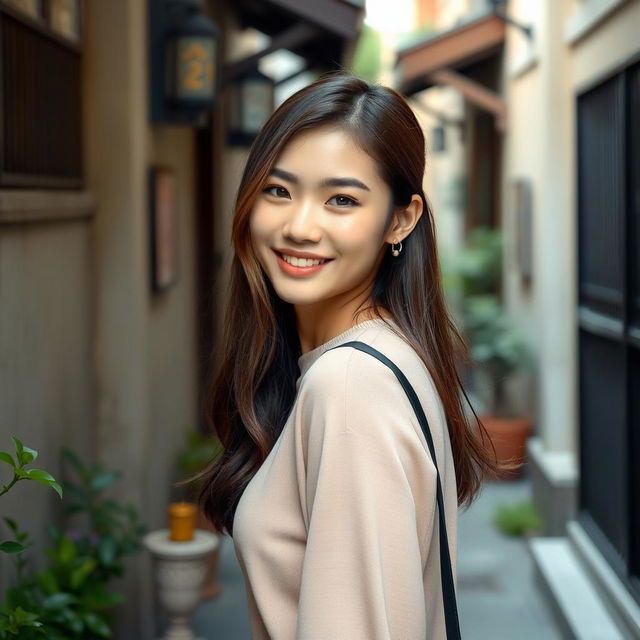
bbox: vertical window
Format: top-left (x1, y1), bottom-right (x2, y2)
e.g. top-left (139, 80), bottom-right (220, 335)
top-left (0, 0), bottom-right (82, 187)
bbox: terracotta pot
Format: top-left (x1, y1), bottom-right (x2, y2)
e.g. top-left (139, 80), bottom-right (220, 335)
top-left (479, 415), bottom-right (533, 480)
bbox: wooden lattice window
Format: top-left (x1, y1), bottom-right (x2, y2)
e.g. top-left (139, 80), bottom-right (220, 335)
top-left (0, 0), bottom-right (83, 188)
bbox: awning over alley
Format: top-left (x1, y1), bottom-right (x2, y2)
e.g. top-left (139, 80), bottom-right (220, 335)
top-left (395, 13), bottom-right (506, 131)
top-left (224, 0), bottom-right (365, 82)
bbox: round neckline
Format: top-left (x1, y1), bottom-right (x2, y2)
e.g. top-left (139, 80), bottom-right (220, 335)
top-left (297, 316), bottom-right (399, 378)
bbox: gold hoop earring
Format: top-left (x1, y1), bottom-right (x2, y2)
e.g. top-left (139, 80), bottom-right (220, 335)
top-left (391, 240), bottom-right (403, 257)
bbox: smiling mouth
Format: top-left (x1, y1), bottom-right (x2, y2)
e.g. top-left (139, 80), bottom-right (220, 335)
top-left (274, 250), bottom-right (333, 268)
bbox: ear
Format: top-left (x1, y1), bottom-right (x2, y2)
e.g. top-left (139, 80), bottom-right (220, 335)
top-left (383, 194), bottom-right (424, 245)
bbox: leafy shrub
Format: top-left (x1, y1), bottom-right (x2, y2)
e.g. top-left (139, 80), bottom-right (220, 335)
top-left (493, 501), bottom-right (544, 537)
top-left (0, 436), bottom-right (62, 502)
top-left (0, 445), bottom-right (146, 639)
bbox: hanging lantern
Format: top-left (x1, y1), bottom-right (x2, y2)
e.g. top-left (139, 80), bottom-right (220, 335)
top-left (164, 0), bottom-right (219, 111)
top-left (227, 67), bottom-right (275, 146)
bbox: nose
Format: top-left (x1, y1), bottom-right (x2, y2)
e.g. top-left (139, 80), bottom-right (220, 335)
top-left (282, 198), bottom-right (322, 244)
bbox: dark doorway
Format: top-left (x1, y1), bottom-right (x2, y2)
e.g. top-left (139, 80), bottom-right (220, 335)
top-left (576, 55), bottom-right (640, 605)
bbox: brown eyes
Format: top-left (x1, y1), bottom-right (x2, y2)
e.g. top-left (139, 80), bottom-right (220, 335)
top-left (264, 185), bottom-right (290, 199)
top-left (262, 185), bottom-right (358, 207)
top-left (328, 195), bottom-right (357, 207)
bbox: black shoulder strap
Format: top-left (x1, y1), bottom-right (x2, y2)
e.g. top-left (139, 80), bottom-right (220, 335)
top-left (328, 340), bottom-right (462, 640)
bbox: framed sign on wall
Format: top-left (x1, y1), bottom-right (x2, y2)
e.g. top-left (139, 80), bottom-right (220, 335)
top-left (149, 166), bottom-right (179, 293)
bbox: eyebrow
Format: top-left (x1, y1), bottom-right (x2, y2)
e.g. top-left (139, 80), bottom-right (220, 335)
top-left (269, 167), bottom-right (371, 192)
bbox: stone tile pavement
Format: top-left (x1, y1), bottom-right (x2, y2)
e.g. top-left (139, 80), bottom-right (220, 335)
top-left (187, 475), bottom-right (562, 640)
top-left (456, 477), bottom-right (561, 640)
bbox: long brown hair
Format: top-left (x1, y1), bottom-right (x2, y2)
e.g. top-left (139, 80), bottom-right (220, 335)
top-left (198, 72), bottom-right (511, 537)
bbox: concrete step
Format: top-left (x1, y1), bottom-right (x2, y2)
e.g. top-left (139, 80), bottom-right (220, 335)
top-left (529, 537), bottom-right (627, 640)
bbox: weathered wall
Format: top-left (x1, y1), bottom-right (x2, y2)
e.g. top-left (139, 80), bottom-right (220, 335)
top-left (85, 0), bottom-right (199, 636)
top-left (0, 1), bottom-right (201, 638)
top-left (0, 201), bottom-right (95, 583)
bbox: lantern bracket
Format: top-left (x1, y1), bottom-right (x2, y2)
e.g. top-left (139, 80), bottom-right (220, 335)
top-left (489, 0), bottom-right (534, 40)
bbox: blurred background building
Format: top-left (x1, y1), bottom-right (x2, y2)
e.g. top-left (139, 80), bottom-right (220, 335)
top-left (1, 0), bottom-right (638, 638)
top-left (398, 1), bottom-right (640, 637)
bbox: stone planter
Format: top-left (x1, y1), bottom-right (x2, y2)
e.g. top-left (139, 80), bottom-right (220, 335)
top-left (145, 529), bottom-right (220, 640)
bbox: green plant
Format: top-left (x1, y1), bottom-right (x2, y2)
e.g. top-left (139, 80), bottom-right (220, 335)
top-left (176, 428), bottom-right (222, 496)
top-left (1, 437), bottom-right (62, 556)
top-left (464, 295), bottom-right (531, 415)
top-left (60, 449), bottom-right (146, 557)
top-left (350, 24), bottom-right (383, 83)
top-left (442, 227), bottom-right (531, 415)
top-left (493, 500), bottom-right (544, 537)
top-left (0, 448), bottom-right (147, 639)
top-left (0, 437), bottom-right (63, 637)
top-left (442, 226), bottom-right (503, 300)
top-left (0, 437), bottom-right (62, 500)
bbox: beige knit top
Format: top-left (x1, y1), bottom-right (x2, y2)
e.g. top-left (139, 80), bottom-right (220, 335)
top-left (232, 317), bottom-right (458, 640)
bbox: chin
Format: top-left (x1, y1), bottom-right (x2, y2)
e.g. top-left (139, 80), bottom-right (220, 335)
top-left (270, 286), bottom-right (327, 306)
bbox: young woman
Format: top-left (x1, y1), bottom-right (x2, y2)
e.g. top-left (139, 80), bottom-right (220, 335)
top-left (198, 73), bottom-right (506, 639)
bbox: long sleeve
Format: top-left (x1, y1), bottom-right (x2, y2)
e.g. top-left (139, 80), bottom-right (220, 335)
top-left (294, 347), bottom-right (440, 640)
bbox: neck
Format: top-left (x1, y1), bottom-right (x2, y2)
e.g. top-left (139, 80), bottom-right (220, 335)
top-left (295, 286), bottom-right (391, 354)
top-left (295, 247), bottom-right (392, 353)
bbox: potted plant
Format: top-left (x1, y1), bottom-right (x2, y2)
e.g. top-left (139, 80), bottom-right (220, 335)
top-left (464, 294), bottom-right (533, 477)
top-left (442, 227), bottom-right (534, 478)
top-left (175, 429), bottom-right (224, 599)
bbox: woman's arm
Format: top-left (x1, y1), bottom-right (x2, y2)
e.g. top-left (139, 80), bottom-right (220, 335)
top-left (295, 348), bottom-right (439, 640)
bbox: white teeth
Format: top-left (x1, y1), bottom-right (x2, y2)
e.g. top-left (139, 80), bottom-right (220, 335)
top-left (281, 254), bottom-right (327, 267)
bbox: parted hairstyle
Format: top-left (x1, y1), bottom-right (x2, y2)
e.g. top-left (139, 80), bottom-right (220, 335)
top-left (197, 72), bottom-right (511, 537)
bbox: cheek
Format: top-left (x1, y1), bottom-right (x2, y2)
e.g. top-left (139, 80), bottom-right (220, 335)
top-left (335, 216), bottom-right (387, 259)
top-left (248, 206), bottom-right (271, 248)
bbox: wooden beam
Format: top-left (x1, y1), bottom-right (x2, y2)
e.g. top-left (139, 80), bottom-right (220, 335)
top-left (220, 22), bottom-right (318, 84)
top-left (397, 14), bottom-right (504, 88)
top-left (267, 0), bottom-right (362, 40)
top-left (429, 68), bottom-right (507, 133)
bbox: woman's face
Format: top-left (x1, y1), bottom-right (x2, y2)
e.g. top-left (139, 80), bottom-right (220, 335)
top-left (249, 126), bottom-right (394, 310)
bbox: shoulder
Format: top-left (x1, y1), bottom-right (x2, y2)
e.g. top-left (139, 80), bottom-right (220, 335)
top-left (300, 323), bottom-right (430, 401)
top-left (299, 335), bottom-right (405, 403)
top-left (296, 345), bottom-right (400, 434)
top-left (297, 326), bottom-right (439, 437)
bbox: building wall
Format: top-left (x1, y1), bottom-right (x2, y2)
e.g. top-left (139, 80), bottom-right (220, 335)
top-left (504, 0), bottom-right (640, 536)
top-left (503, 0), bottom-right (576, 455)
top-left (0, 1), bottom-right (202, 637)
top-left (570, 0), bottom-right (640, 87)
top-left (412, 87), bottom-right (467, 276)
top-left (85, 1), bottom-right (200, 636)
top-left (502, 0), bottom-right (579, 535)
top-left (0, 199), bottom-right (96, 584)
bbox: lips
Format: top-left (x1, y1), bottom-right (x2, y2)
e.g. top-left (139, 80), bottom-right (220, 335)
top-left (272, 249), bottom-right (333, 277)
top-left (279, 253), bottom-right (326, 267)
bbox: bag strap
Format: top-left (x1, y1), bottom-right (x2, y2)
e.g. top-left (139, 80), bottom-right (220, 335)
top-left (328, 340), bottom-right (462, 640)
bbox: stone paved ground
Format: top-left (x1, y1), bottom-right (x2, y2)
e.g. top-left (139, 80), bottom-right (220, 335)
top-left (189, 475), bottom-right (562, 639)
top-left (456, 477), bottom-right (562, 640)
